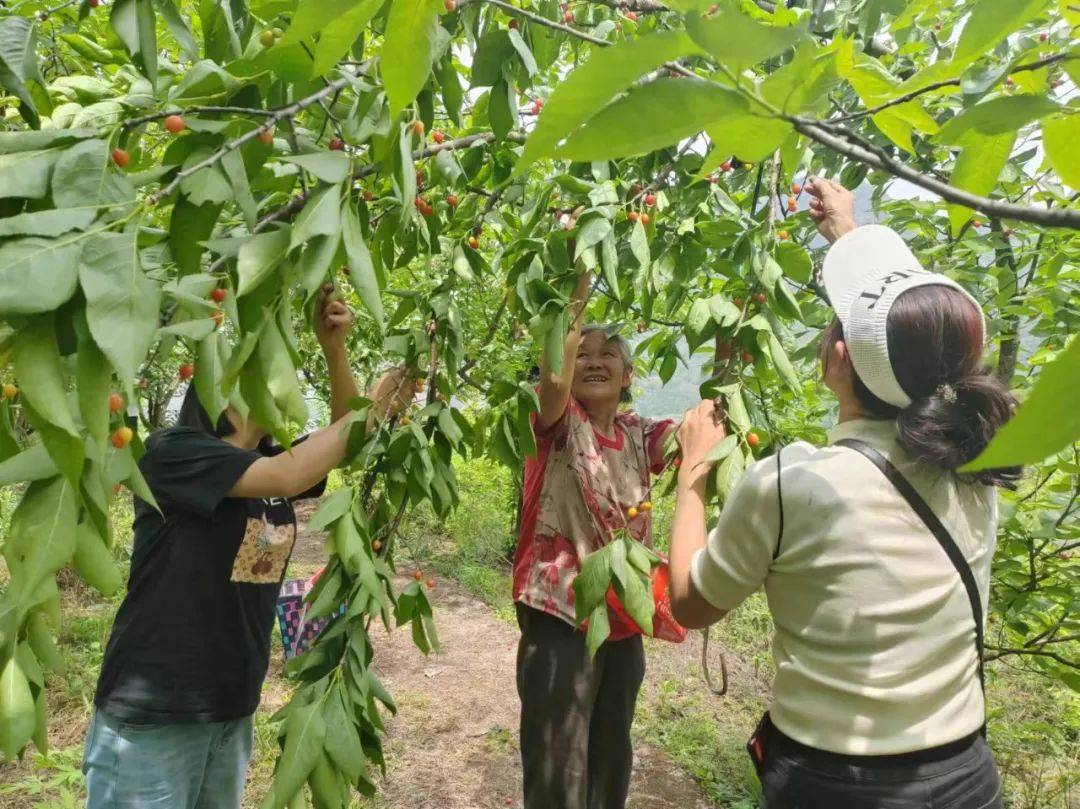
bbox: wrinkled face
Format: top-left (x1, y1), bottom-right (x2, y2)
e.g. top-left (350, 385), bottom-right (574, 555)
top-left (571, 330), bottom-right (632, 407)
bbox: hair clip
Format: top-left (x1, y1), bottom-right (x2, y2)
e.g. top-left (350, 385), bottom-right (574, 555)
top-left (937, 382), bottom-right (958, 403)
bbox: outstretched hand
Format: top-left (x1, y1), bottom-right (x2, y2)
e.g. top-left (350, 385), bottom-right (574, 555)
top-left (314, 282), bottom-right (355, 352)
top-left (676, 399), bottom-right (729, 490)
top-left (806, 177), bottom-right (858, 244)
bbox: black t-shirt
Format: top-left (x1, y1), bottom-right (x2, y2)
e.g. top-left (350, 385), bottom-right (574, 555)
top-left (94, 427), bottom-right (325, 724)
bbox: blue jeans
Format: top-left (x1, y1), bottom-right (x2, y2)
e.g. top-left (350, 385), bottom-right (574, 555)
top-left (82, 710), bottom-right (253, 808)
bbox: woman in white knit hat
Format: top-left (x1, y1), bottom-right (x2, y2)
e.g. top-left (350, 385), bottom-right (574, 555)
top-left (666, 178), bottom-right (1016, 808)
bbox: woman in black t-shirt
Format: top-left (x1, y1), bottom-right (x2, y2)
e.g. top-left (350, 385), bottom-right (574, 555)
top-left (83, 288), bottom-right (413, 808)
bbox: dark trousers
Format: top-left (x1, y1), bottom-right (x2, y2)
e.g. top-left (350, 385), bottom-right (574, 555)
top-left (515, 604), bottom-right (646, 809)
top-left (759, 715), bottom-right (1003, 809)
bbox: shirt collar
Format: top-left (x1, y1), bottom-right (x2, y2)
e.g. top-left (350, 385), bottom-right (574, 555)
top-left (826, 418), bottom-right (897, 446)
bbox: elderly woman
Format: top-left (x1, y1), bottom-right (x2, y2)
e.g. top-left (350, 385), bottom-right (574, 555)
top-left (667, 179), bottom-right (1014, 808)
top-left (512, 269), bottom-right (676, 809)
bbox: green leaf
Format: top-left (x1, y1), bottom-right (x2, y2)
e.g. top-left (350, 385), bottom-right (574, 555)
top-left (155, 0), bottom-right (199, 62)
top-left (489, 78), bottom-right (517, 142)
top-left (556, 79), bottom-right (747, 162)
top-left (703, 434), bottom-right (738, 463)
top-left (194, 331), bottom-right (227, 425)
top-left (516, 30), bottom-right (700, 172)
top-left (111, 0), bottom-right (157, 88)
top-left (963, 336), bottom-right (1080, 470)
top-left (686, 7), bottom-right (805, 69)
top-left (12, 315), bottom-right (79, 439)
top-left (0, 208), bottom-right (97, 238)
top-left (221, 151), bottom-right (257, 230)
top-left (0, 148), bottom-right (62, 200)
top-left (382, 0), bottom-right (443, 119)
top-left (774, 241), bottom-right (811, 283)
top-left (946, 131), bottom-right (1015, 234)
top-left (0, 236), bottom-right (80, 316)
top-left (75, 315), bottom-right (111, 450)
top-left (575, 216), bottom-right (612, 259)
top-left (311, 0), bottom-right (384, 76)
top-left (1042, 114), bottom-right (1080, 189)
top-left (309, 486), bottom-right (353, 532)
top-left (0, 658), bottom-right (35, 760)
top-left (953, 0), bottom-right (1052, 67)
top-left (6, 476), bottom-right (78, 598)
top-left (281, 0), bottom-right (368, 45)
top-left (543, 308), bottom-right (568, 377)
top-left (180, 149), bottom-right (233, 206)
top-left (572, 545), bottom-right (612, 623)
top-left (79, 231), bottom-right (161, 396)
top-left (169, 200), bottom-right (222, 276)
top-left (324, 687), bottom-right (368, 787)
top-left (508, 29), bottom-right (538, 77)
top-left (766, 333), bottom-right (799, 391)
top-left (712, 445), bottom-right (745, 504)
top-left (936, 95), bottom-right (1060, 144)
top-left (279, 152), bottom-right (351, 184)
top-left (584, 602), bottom-right (610, 658)
top-left (704, 114), bottom-right (792, 166)
top-left (342, 202), bottom-right (385, 331)
top-left (51, 139), bottom-right (134, 209)
top-left (237, 228), bottom-right (291, 297)
top-left (72, 519), bottom-right (122, 596)
top-left (262, 701), bottom-right (327, 808)
top-left (471, 31), bottom-right (516, 87)
top-left (0, 442), bottom-right (57, 486)
top-left (291, 185), bottom-right (342, 251)
top-left (615, 563), bottom-right (653, 635)
top-left (0, 16), bottom-right (49, 128)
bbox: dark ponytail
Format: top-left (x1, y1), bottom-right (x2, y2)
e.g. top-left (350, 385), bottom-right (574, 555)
top-left (823, 286), bottom-right (1021, 488)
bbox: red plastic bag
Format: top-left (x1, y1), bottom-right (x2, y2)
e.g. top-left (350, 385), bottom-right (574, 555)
top-left (605, 558), bottom-right (688, 643)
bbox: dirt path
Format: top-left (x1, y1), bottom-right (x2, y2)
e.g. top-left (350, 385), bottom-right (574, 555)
top-left (286, 501), bottom-right (717, 809)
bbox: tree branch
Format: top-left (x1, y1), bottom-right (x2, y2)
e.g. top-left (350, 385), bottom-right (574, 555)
top-left (121, 105), bottom-right (280, 130)
top-left (791, 118), bottom-right (1080, 230)
top-left (984, 645), bottom-right (1080, 669)
top-left (148, 69), bottom-right (364, 205)
top-left (835, 53), bottom-right (1073, 122)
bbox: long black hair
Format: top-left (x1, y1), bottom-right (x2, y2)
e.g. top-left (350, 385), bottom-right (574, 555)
top-left (822, 285), bottom-right (1020, 488)
top-left (175, 385), bottom-right (235, 438)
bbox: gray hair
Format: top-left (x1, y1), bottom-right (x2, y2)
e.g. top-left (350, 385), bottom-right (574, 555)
top-left (580, 324), bottom-right (633, 403)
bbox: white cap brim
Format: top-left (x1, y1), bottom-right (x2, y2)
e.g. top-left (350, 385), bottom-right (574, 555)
top-left (822, 226), bottom-right (985, 408)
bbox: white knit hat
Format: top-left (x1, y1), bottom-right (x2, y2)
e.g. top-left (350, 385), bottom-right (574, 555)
top-left (821, 225), bottom-right (985, 408)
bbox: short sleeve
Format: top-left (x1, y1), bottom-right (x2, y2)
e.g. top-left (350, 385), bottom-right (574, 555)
top-left (139, 427), bottom-right (261, 518)
top-left (690, 453), bottom-right (781, 611)
top-left (261, 434), bottom-right (327, 501)
top-left (531, 394), bottom-right (586, 449)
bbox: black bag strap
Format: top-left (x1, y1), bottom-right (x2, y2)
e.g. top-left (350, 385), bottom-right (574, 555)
top-left (835, 438), bottom-right (986, 696)
top-left (772, 448), bottom-right (784, 561)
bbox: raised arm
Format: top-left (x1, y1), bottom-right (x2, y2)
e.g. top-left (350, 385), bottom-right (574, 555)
top-left (313, 283), bottom-right (361, 423)
top-left (228, 367), bottom-right (412, 500)
top-left (537, 268), bottom-right (591, 431)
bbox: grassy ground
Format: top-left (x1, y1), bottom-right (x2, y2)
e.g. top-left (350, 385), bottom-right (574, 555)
top-left (0, 458), bottom-right (1077, 807)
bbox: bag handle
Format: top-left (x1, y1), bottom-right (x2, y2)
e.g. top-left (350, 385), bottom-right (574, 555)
top-left (835, 438), bottom-right (985, 695)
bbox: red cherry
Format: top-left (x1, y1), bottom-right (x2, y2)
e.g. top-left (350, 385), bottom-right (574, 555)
top-left (640, 213), bottom-right (650, 225)
top-left (1040, 32), bottom-right (1049, 43)
top-left (468, 236), bottom-right (479, 249)
top-left (787, 196), bottom-right (797, 212)
top-left (178, 363), bottom-right (195, 380)
top-left (108, 393), bottom-right (124, 413)
top-left (509, 19), bottom-right (519, 29)
top-left (754, 292), bottom-right (767, 304)
top-left (411, 120), bottom-right (425, 136)
top-left (644, 193), bottom-right (656, 206)
top-left (413, 569), bottom-right (423, 581)
top-left (110, 426), bottom-right (133, 449)
top-left (426, 578), bottom-right (436, 589)
top-left (673, 456), bottom-right (682, 468)
top-left (563, 10), bottom-right (574, 22)
top-left (733, 297), bottom-right (744, 308)
top-left (746, 431), bottom-right (760, 448)
top-left (447, 194), bottom-right (459, 207)
top-left (210, 288), bottom-right (227, 303)
top-left (626, 11), bottom-right (637, 20)
top-left (721, 160), bottom-right (732, 172)
top-left (213, 310), bottom-right (225, 327)
top-left (790, 183), bottom-right (802, 195)
top-left (531, 98), bottom-right (543, 115)
top-left (444, 0), bottom-right (456, 10)
top-left (259, 128), bottom-right (274, 145)
top-left (627, 211), bottom-right (639, 223)
top-left (89, 0), bottom-right (100, 6)
top-left (432, 130), bottom-right (445, 144)
top-left (164, 114), bottom-right (185, 134)
top-left (329, 137), bottom-right (344, 150)
top-left (741, 351), bottom-right (754, 364)
top-left (111, 148), bottom-right (130, 168)
top-left (363, 189), bottom-right (375, 202)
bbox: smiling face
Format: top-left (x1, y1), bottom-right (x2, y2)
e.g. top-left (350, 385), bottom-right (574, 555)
top-left (571, 329), bottom-right (632, 409)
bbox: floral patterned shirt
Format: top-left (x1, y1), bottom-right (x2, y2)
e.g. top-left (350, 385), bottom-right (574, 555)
top-left (513, 397), bottom-right (674, 639)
